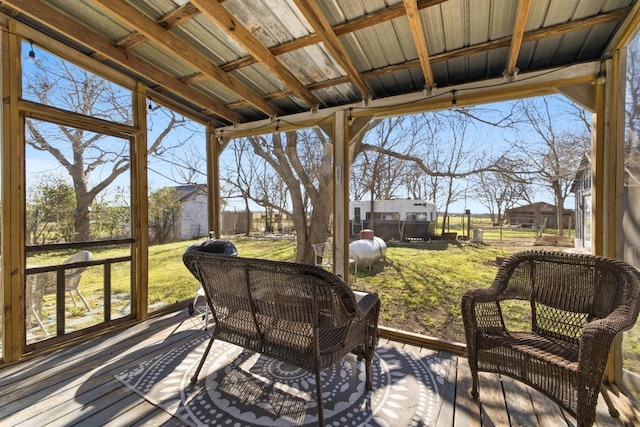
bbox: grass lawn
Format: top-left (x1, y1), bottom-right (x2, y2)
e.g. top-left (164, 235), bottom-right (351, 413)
top-left (26, 230), bottom-right (640, 374)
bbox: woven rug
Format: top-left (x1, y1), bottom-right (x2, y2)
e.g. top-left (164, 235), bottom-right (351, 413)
top-left (116, 333), bottom-right (451, 426)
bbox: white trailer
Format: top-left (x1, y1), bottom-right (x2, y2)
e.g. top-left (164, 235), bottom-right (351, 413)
top-left (349, 199), bottom-right (438, 241)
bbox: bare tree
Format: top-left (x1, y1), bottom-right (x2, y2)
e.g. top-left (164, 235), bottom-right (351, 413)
top-left (512, 97), bottom-right (590, 236)
top-left (220, 138), bottom-right (263, 236)
top-left (24, 50), bottom-right (189, 242)
top-left (472, 168), bottom-right (527, 239)
top-left (351, 117), bottom-right (412, 229)
top-left (239, 129), bottom-right (333, 264)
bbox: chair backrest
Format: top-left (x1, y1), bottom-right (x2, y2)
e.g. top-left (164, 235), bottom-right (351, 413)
top-left (496, 250), bottom-right (640, 344)
top-left (63, 250), bottom-right (93, 290)
top-left (183, 251), bottom-right (358, 363)
top-left (311, 242), bottom-right (332, 267)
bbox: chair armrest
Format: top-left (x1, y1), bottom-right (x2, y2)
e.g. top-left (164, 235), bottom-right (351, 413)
top-left (355, 291), bottom-right (380, 317)
top-left (578, 306), bottom-right (638, 373)
top-left (462, 288), bottom-right (506, 343)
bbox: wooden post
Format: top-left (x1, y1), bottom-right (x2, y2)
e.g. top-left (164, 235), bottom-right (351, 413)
top-left (1, 21), bottom-right (25, 362)
top-left (133, 83), bottom-right (149, 320)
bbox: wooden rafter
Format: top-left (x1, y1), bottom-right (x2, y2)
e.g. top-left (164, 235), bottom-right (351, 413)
top-left (3, 0), bottom-right (631, 119)
top-left (114, 2), bottom-right (202, 50)
top-left (218, 4), bottom-right (626, 75)
top-left (506, 0), bottom-right (532, 77)
top-left (2, 0), bottom-right (242, 123)
top-left (225, 10), bottom-right (626, 108)
top-left (403, 0), bottom-right (435, 90)
top-left (191, 0), bottom-right (320, 109)
top-left (222, 0), bottom-right (446, 73)
top-left (92, 0), bottom-right (279, 117)
top-left (292, 0), bottom-right (372, 101)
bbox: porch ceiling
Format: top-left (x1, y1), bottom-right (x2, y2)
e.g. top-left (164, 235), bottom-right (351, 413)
top-left (1, 0), bottom-right (638, 129)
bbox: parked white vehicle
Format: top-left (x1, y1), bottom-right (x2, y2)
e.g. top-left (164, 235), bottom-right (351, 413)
top-left (349, 199), bottom-right (438, 241)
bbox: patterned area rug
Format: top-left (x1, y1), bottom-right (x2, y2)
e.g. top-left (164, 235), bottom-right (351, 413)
top-left (116, 333), bottom-right (451, 426)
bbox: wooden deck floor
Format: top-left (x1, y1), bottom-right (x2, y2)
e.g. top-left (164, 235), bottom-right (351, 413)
top-left (0, 310), bottom-right (638, 426)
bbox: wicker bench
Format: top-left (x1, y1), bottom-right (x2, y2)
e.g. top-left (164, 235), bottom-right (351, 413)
top-left (182, 251), bottom-right (380, 426)
top-left (462, 250), bottom-right (640, 427)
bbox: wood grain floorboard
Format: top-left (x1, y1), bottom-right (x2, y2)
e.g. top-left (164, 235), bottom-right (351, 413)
top-left (0, 309), bottom-right (638, 426)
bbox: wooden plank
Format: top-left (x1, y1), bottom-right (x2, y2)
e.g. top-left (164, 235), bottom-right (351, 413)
top-left (3, 309), bottom-right (640, 427)
top-left (435, 353), bottom-right (457, 427)
top-left (526, 385), bottom-right (569, 427)
top-left (45, 386), bottom-right (136, 426)
top-left (4, 0), bottom-right (242, 123)
top-left (130, 408), bottom-right (185, 427)
top-left (403, 0), bottom-right (435, 89)
top-left (500, 375), bottom-right (539, 426)
top-left (453, 358), bottom-right (481, 427)
top-left (99, 400), bottom-right (163, 427)
top-left (292, 0), bottom-right (372, 100)
top-left (477, 372), bottom-right (510, 426)
top-left (604, 384), bottom-right (640, 426)
top-left (594, 391), bottom-right (625, 426)
top-left (70, 391), bottom-right (148, 427)
top-left (0, 313), bottom-right (199, 418)
top-left (11, 379), bottom-right (128, 426)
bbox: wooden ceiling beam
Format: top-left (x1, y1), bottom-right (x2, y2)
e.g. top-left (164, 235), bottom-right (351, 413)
top-left (403, 0), bottom-right (435, 90)
top-left (191, 0), bottom-right (320, 109)
top-left (505, 0), bottom-right (532, 77)
top-left (292, 0), bottom-right (373, 101)
top-left (218, 5), bottom-right (628, 76)
top-left (2, 0), bottom-right (242, 124)
top-left (225, 10), bottom-right (623, 107)
top-left (92, 0), bottom-right (280, 117)
top-left (114, 2), bottom-right (202, 50)
top-left (221, 0), bottom-right (447, 73)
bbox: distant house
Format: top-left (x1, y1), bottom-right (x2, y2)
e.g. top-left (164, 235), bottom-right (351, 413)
top-left (571, 154), bottom-right (592, 250)
top-left (504, 202), bottom-right (573, 230)
top-left (170, 184), bottom-right (253, 240)
top-left (173, 184), bottom-right (209, 240)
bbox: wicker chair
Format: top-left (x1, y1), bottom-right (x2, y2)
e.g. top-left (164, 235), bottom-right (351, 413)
top-left (462, 250), bottom-right (640, 427)
top-left (183, 251), bottom-right (380, 426)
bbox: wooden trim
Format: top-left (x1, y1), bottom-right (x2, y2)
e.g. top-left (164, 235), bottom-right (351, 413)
top-left (2, 0), bottom-right (242, 124)
top-left (332, 111), bottom-right (348, 278)
top-left (292, 0), bottom-right (372, 101)
top-left (133, 83), bottom-right (149, 321)
top-left (216, 64), bottom-right (599, 139)
top-left (11, 20), bottom-right (136, 91)
top-left (208, 124), bottom-right (221, 238)
top-left (606, 2), bottom-right (640, 53)
top-left (92, 0), bottom-right (279, 118)
top-left (1, 21), bottom-right (25, 362)
top-left (19, 99), bottom-right (136, 137)
top-left (378, 325), bottom-right (467, 355)
top-left (592, 65), bottom-right (606, 257)
top-left (403, 0), bottom-right (435, 89)
top-left (505, 0), bottom-right (531, 77)
top-left (191, 0), bottom-right (319, 108)
top-left (607, 49), bottom-right (626, 384)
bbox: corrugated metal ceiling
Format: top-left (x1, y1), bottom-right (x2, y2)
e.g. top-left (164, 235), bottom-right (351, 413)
top-left (1, 0), bottom-right (637, 127)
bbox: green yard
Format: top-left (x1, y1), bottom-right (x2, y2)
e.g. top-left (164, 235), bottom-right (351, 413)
top-left (26, 229), bottom-right (640, 374)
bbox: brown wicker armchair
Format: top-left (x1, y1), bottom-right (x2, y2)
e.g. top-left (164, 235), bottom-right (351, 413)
top-left (462, 250), bottom-right (640, 427)
top-left (183, 251), bottom-right (380, 426)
